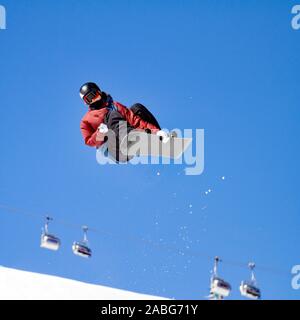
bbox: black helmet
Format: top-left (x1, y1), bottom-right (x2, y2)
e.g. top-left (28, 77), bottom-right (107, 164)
top-left (79, 82), bottom-right (101, 105)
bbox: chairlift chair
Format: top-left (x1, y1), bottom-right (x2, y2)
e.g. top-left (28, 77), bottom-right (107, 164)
top-left (40, 216), bottom-right (61, 251)
top-left (240, 263), bottom-right (261, 300)
top-left (72, 226), bottom-right (92, 258)
top-left (209, 257), bottom-right (232, 300)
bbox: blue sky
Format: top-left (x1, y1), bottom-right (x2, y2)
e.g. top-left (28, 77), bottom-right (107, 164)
top-left (0, 0), bottom-right (299, 299)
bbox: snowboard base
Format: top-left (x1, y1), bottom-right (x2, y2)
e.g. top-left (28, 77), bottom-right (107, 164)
top-left (120, 131), bottom-right (192, 159)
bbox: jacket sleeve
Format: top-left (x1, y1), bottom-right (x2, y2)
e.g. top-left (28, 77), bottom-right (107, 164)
top-left (116, 103), bottom-right (159, 133)
top-left (80, 120), bottom-right (103, 148)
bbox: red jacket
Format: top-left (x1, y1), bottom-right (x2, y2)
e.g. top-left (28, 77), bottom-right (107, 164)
top-left (80, 101), bottom-right (159, 147)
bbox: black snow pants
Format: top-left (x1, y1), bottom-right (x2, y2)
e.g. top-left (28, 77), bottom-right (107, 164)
top-left (104, 103), bottom-right (161, 163)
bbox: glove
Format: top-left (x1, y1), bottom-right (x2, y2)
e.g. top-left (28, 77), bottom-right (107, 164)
top-left (156, 130), bottom-right (170, 143)
top-left (96, 123), bottom-right (109, 143)
top-left (170, 131), bottom-right (178, 138)
top-left (98, 123), bottom-right (108, 134)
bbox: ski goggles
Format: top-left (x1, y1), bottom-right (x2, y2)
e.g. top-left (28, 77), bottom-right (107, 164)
top-left (83, 90), bottom-right (102, 105)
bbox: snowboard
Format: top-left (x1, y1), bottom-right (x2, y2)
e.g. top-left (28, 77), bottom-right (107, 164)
top-left (120, 130), bottom-right (192, 159)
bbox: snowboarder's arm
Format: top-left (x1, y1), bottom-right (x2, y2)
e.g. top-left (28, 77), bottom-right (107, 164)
top-left (116, 102), bottom-right (159, 133)
top-left (80, 120), bottom-right (104, 148)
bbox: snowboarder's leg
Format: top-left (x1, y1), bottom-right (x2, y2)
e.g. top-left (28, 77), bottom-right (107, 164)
top-left (130, 103), bottom-right (161, 130)
top-left (104, 110), bottom-right (134, 163)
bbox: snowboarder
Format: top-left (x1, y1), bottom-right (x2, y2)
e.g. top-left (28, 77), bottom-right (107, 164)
top-left (79, 82), bottom-right (168, 162)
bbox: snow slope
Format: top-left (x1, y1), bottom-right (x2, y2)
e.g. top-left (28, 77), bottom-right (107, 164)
top-left (0, 266), bottom-right (167, 300)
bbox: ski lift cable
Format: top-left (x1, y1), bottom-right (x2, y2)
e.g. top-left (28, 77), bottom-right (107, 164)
top-left (0, 203), bottom-right (289, 278)
top-left (0, 203), bottom-right (288, 277)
